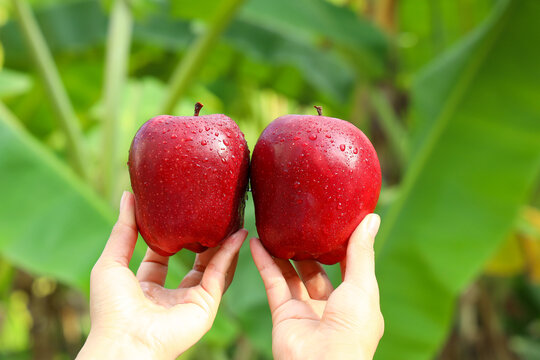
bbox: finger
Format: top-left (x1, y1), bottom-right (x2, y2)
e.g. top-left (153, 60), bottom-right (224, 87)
top-left (274, 258), bottom-right (308, 300)
top-left (224, 252), bottom-right (239, 293)
top-left (344, 214), bottom-right (380, 292)
top-left (200, 229), bottom-right (247, 299)
top-left (294, 260), bottom-right (334, 300)
top-left (136, 247), bottom-right (170, 286)
top-left (250, 238), bottom-right (292, 313)
top-left (100, 192), bottom-right (138, 267)
top-left (178, 247), bottom-right (219, 289)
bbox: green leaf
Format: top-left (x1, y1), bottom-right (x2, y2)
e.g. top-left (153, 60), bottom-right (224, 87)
top-left (0, 69), bottom-right (32, 97)
top-left (225, 20), bottom-right (355, 102)
top-left (0, 103), bottom-right (113, 292)
top-left (240, 0), bottom-right (387, 62)
top-left (0, 0), bottom-right (107, 66)
top-left (375, 1), bottom-right (540, 359)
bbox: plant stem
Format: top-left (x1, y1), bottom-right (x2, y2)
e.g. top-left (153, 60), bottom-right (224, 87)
top-left (160, 0), bottom-right (246, 114)
top-left (0, 101), bottom-right (23, 130)
top-left (12, 0), bottom-right (88, 179)
top-left (369, 88), bottom-right (408, 166)
top-left (101, 0), bottom-right (133, 203)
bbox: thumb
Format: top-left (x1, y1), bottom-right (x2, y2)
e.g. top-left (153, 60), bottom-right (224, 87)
top-left (343, 214), bottom-right (380, 292)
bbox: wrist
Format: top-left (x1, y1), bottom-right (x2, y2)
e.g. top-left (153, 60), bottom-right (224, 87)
top-left (77, 329), bottom-right (164, 360)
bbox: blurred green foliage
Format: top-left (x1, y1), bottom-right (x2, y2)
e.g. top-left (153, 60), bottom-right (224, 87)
top-left (0, 0), bottom-right (539, 359)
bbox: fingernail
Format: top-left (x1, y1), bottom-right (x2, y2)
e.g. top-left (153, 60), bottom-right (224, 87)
top-left (119, 191), bottom-right (128, 211)
top-left (366, 214), bottom-right (381, 238)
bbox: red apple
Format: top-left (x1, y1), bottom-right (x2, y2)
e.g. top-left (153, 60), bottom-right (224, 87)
top-left (128, 103), bottom-right (249, 256)
top-left (251, 106), bottom-right (381, 265)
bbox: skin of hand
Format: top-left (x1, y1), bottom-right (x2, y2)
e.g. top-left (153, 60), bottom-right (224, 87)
top-left (250, 214), bottom-right (384, 360)
top-left (77, 191), bottom-right (247, 360)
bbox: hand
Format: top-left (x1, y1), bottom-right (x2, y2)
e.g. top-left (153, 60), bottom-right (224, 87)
top-left (250, 214), bottom-right (384, 360)
top-left (77, 191), bottom-right (247, 360)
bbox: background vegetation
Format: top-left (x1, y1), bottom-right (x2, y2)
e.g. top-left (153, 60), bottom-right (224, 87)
top-left (0, 0), bottom-right (539, 359)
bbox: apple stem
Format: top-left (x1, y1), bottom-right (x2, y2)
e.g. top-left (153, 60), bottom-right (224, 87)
top-left (314, 105), bottom-right (323, 116)
top-left (194, 102), bottom-right (204, 116)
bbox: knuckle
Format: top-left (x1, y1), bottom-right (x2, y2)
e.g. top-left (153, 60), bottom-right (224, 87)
top-left (377, 310), bottom-right (385, 338)
top-left (265, 278), bottom-right (283, 293)
top-left (205, 261), bottom-right (220, 276)
top-left (192, 263), bottom-right (206, 273)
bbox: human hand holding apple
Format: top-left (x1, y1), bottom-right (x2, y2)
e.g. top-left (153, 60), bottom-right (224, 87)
top-left (77, 192), bottom-right (247, 360)
top-left (250, 214), bottom-right (384, 360)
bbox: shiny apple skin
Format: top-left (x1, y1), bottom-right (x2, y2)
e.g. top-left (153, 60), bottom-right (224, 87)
top-left (128, 114), bottom-right (249, 256)
top-left (251, 115), bottom-right (381, 265)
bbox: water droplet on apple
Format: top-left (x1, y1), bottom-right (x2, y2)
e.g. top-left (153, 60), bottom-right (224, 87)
top-left (309, 134), bottom-right (317, 140)
top-left (223, 139), bottom-right (229, 146)
top-left (205, 126), bottom-right (211, 131)
top-left (203, 157), bottom-right (208, 162)
top-left (215, 132), bottom-right (219, 136)
top-left (325, 134), bottom-right (331, 138)
top-left (293, 181), bottom-right (301, 188)
top-left (353, 148), bottom-right (358, 154)
top-left (171, 134), bottom-right (177, 139)
top-left (337, 202), bottom-right (343, 210)
top-left (339, 144), bottom-right (346, 151)
top-left (175, 145), bottom-right (181, 150)
top-left (162, 141), bottom-right (167, 144)
top-left (280, 138), bottom-right (285, 142)
top-left (293, 136), bottom-right (300, 140)
top-left (185, 137), bottom-right (193, 142)
top-left (221, 158), bottom-right (227, 164)
top-left (201, 140), bottom-right (207, 146)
